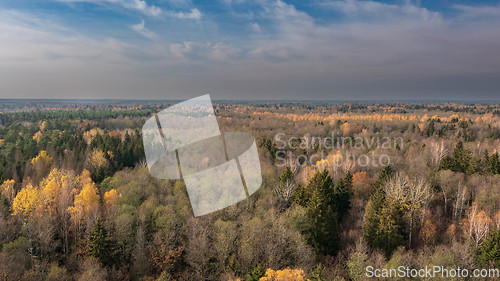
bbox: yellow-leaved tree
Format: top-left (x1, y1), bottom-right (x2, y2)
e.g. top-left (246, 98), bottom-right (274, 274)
top-left (37, 169), bottom-right (79, 254)
top-left (12, 183), bottom-right (42, 218)
top-left (260, 268), bottom-right (307, 281)
top-left (68, 179), bottom-right (100, 232)
top-left (31, 150), bottom-right (53, 167)
top-left (86, 149), bottom-right (109, 183)
top-left (37, 169), bottom-right (77, 215)
top-left (103, 189), bottom-right (121, 207)
top-left (31, 150), bottom-right (53, 182)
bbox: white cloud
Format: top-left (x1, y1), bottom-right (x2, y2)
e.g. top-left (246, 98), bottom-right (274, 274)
top-left (57, 0), bottom-right (203, 19)
top-left (55, 0), bottom-right (162, 16)
top-left (127, 0), bottom-right (162, 16)
top-left (250, 22), bottom-right (261, 32)
top-left (172, 8), bottom-right (202, 20)
top-left (131, 20), bottom-right (157, 39)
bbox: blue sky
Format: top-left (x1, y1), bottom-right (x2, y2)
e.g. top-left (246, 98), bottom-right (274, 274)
top-left (0, 0), bottom-right (499, 100)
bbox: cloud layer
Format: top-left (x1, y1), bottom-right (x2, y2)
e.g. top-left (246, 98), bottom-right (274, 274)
top-left (0, 0), bottom-right (499, 100)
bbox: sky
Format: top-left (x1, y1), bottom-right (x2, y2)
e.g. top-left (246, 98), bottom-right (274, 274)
top-left (0, 0), bottom-right (499, 101)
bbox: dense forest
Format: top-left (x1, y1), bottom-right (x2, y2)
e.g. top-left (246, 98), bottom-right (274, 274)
top-left (0, 101), bottom-right (499, 280)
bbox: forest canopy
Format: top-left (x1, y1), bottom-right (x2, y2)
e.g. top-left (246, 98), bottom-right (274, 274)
top-left (0, 101), bottom-right (499, 280)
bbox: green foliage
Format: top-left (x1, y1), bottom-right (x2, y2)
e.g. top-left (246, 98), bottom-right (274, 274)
top-left (294, 170), bottom-right (354, 256)
top-left (1, 102), bottom-right (500, 280)
top-left (293, 184), bottom-right (307, 206)
top-left (46, 264), bottom-right (71, 281)
top-left (487, 153), bottom-right (500, 175)
top-left (426, 119), bottom-right (435, 137)
top-left (478, 230), bottom-right (500, 267)
top-left (246, 263), bottom-right (265, 281)
top-left (363, 182), bottom-right (406, 257)
top-left (260, 137), bottom-right (278, 161)
top-left (376, 199), bottom-right (407, 257)
top-left (439, 141), bottom-right (479, 175)
top-left (279, 166), bottom-right (294, 184)
top-left (363, 188), bottom-right (385, 251)
top-left (88, 219), bottom-right (113, 266)
top-left (303, 170), bottom-right (340, 256)
top-left (307, 264), bottom-right (325, 281)
top-left (2, 236), bottom-right (30, 254)
top-left (373, 165), bottom-right (393, 190)
top-left (334, 172), bottom-right (353, 221)
top-left (347, 240), bottom-right (369, 281)
top-left (157, 271), bottom-right (174, 281)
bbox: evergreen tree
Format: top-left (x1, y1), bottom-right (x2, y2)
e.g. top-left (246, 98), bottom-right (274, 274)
top-left (279, 166), bottom-right (294, 184)
top-left (363, 187), bottom-right (385, 252)
top-left (88, 218), bottom-right (113, 266)
top-left (363, 174), bottom-right (407, 258)
top-left (305, 170), bottom-right (340, 256)
top-left (307, 264), bottom-right (325, 281)
top-left (439, 141), bottom-right (472, 174)
top-left (334, 172), bottom-right (353, 221)
top-left (478, 230), bottom-right (500, 266)
top-left (374, 165), bottom-right (393, 190)
top-left (426, 120), bottom-right (435, 137)
top-left (376, 198), bottom-right (406, 257)
top-left (293, 184), bottom-right (307, 206)
top-left (488, 153), bottom-right (500, 175)
top-left (246, 264), bottom-right (265, 281)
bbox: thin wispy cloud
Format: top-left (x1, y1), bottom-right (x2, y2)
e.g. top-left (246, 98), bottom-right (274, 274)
top-left (55, 0), bottom-right (162, 16)
top-left (453, 4), bottom-right (500, 18)
top-left (320, 0), bottom-right (442, 23)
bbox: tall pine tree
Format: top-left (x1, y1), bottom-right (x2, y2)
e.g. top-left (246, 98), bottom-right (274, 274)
top-left (363, 165), bottom-right (406, 257)
top-left (304, 170), bottom-right (340, 256)
top-left (88, 218), bottom-right (113, 266)
top-left (334, 172), bottom-right (353, 222)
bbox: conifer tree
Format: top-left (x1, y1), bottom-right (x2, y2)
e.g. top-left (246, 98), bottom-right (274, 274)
top-left (88, 218), bottom-right (113, 266)
top-left (279, 166), bottom-right (294, 184)
top-left (488, 153), bottom-right (500, 175)
top-left (376, 198), bottom-right (406, 257)
top-left (334, 172), bottom-right (353, 221)
top-left (479, 230), bottom-right (500, 266)
top-left (305, 170), bottom-right (340, 255)
top-left (373, 165), bottom-right (393, 190)
top-left (363, 187), bottom-right (385, 252)
top-left (363, 166), bottom-right (407, 257)
top-left (246, 264), bottom-right (265, 281)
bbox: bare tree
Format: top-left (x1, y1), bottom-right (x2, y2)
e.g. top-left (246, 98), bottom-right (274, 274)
top-left (384, 173), bottom-right (432, 247)
top-left (430, 139), bottom-right (447, 167)
top-left (464, 203), bottom-right (493, 248)
top-left (273, 179), bottom-right (296, 207)
top-left (453, 185), bottom-right (468, 222)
